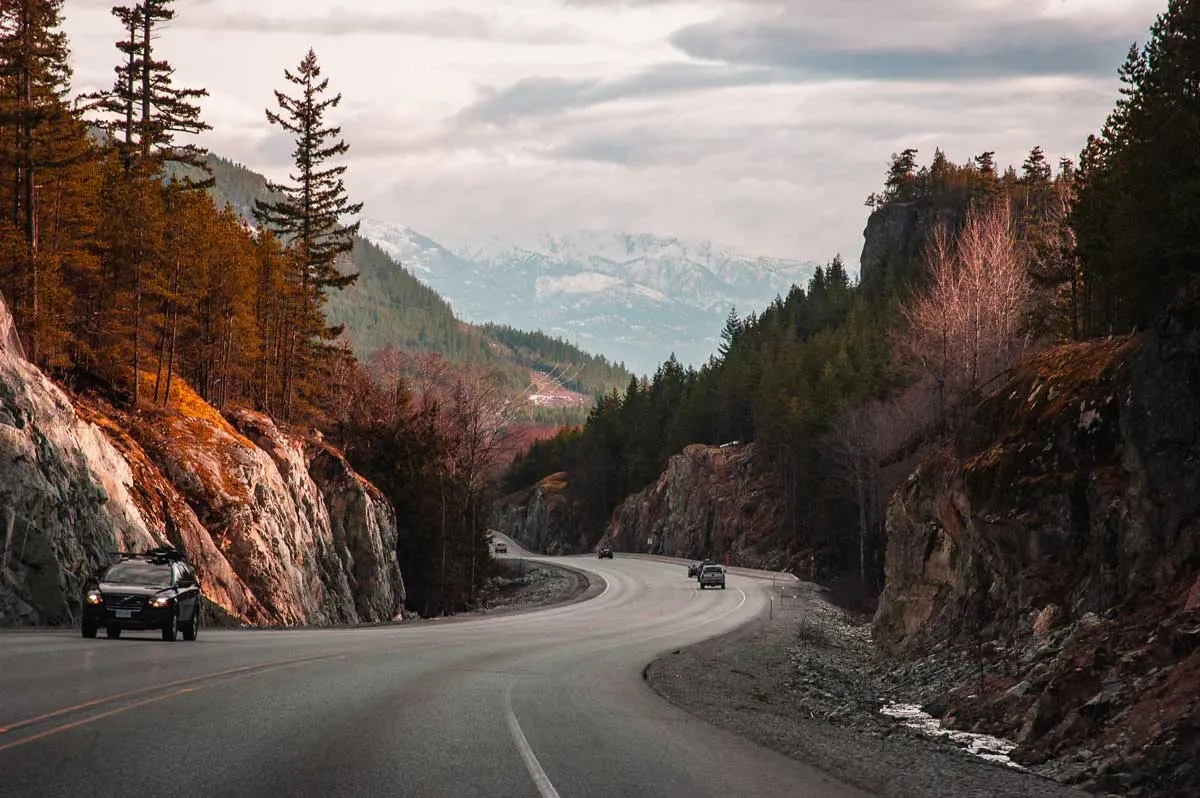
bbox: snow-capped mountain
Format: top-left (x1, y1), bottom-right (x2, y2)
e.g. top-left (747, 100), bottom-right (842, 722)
top-left (360, 219), bottom-right (819, 376)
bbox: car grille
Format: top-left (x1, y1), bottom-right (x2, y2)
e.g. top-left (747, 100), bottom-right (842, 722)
top-left (103, 594), bottom-right (147, 611)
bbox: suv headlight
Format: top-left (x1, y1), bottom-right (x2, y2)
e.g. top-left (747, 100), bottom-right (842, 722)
top-left (150, 596), bottom-right (171, 608)
top-left (86, 591), bottom-right (103, 605)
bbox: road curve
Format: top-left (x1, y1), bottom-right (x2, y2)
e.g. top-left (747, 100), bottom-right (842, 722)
top-left (0, 541), bottom-right (871, 798)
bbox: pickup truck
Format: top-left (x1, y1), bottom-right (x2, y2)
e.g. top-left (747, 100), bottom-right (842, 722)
top-left (698, 564), bottom-right (725, 590)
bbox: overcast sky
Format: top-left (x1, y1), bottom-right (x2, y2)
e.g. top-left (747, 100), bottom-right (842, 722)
top-left (63, 0), bottom-right (1163, 264)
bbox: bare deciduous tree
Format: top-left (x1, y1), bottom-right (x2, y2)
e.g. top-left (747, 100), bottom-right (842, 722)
top-left (826, 405), bottom-right (882, 588)
top-left (826, 391), bottom-right (937, 589)
top-left (899, 199), bottom-right (1032, 426)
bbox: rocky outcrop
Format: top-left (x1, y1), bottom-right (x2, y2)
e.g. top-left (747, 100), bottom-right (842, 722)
top-left (603, 444), bottom-right (791, 568)
top-left (493, 473), bottom-right (592, 555)
top-left (0, 296), bottom-right (159, 625)
top-left (873, 305), bottom-right (1200, 794)
top-left (76, 397), bottom-right (272, 625)
top-left (0, 291), bottom-right (404, 628)
top-left (307, 445), bottom-right (405, 621)
top-left (859, 200), bottom-right (966, 297)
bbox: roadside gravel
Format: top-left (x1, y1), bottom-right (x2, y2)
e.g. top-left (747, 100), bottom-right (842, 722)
top-left (646, 581), bottom-right (1091, 798)
top-left (474, 559), bottom-right (594, 614)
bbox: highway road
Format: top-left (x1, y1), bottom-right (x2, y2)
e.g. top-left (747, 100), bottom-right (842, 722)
top-left (0, 538), bottom-right (871, 798)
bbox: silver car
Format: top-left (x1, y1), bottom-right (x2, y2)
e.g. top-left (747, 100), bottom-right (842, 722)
top-left (698, 565), bottom-right (725, 590)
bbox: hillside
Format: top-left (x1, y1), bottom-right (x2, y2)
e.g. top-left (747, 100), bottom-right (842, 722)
top-left (201, 155), bottom-right (631, 410)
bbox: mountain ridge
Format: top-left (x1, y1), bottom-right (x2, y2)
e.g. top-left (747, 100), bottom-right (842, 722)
top-left (201, 155), bottom-right (632, 417)
top-left (360, 219), bottom-right (820, 376)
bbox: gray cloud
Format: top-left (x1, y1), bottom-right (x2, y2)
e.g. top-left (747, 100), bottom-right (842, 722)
top-left (671, 16), bottom-right (1134, 80)
top-left (459, 63), bottom-right (789, 125)
top-left (562, 0), bottom-right (1149, 79)
top-left (362, 67), bottom-right (1120, 262)
top-left (66, 0), bottom-right (1159, 270)
top-left (458, 1), bottom-right (1151, 127)
top-left (546, 128), bottom-right (748, 168)
top-left (178, 9), bottom-right (581, 44)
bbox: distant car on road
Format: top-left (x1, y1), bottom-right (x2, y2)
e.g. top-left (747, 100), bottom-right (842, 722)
top-left (698, 564), bottom-right (726, 590)
top-left (598, 547), bottom-right (613, 559)
top-left (687, 561), bottom-right (701, 577)
top-left (82, 547), bottom-right (201, 641)
top-left (494, 542), bottom-right (508, 554)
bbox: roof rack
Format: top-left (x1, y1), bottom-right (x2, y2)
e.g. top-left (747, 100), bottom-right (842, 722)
top-left (107, 546), bottom-right (189, 564)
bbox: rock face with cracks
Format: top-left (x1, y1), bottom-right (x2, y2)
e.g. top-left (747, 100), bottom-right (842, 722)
top-left (603, 443), bottom-right (791, 568)
top-left (0, 291), bottom-right (404, 628)
top-left (874, 287), bottom-right (1200, 797)
top-left (0, 294), bottom-right (158, 625)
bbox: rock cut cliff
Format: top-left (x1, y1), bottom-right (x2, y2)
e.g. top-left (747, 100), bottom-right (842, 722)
top-left (494, 444), bottom-right (794, 568)
top-left (0, 291), bottom-right (404, 628)
top-left (604, 444), bottom-right (791, 568)
top-left (873, 291), bottom-right (1200, 795)
top-left (493, 472), bottom-right (592, 555)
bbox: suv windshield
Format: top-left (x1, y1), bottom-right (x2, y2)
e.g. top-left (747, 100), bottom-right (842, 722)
top-left (104, 561), bottom-right (173, 587)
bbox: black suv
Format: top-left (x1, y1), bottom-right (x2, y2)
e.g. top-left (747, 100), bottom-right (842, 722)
top-left (598, 547), bottom-right (613, 559)
top-left (82, 548), bottom-right (202, 641)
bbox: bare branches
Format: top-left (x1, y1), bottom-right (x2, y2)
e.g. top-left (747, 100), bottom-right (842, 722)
top-left (898, 200), bottom-right (1033, 425)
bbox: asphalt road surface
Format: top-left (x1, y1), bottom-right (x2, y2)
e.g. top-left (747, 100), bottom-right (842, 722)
top-left (0, 538), bottom-right (871, 798)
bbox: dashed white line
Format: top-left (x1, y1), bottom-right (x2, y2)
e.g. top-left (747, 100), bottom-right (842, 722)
top-left (505, 685), bottom-right (562, 798)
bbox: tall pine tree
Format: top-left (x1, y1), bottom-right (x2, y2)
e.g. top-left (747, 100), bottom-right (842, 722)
top-left (1073, 0), bottom-right (1200, 333)
top-left (87, 0), bottom-right (211, 180)
top-left (253, 49), bottom-right (361, 419)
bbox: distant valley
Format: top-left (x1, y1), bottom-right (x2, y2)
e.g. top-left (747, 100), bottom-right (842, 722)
top-left (202, 155), bottom-right (631, 422)
top-left (361, 221), bottom-right (819, 376)
top-left (206, 152), bottom-right (817, 383)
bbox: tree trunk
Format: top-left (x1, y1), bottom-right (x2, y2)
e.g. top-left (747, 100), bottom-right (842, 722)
top-left (20, 4), bottom-right (38, 363)
top-left (152, 311), bottom-right (167, 404)
top-left (132, 259), bottom-right (142, 407)
top-left (164, 304), bottom-right (179, 407)
top-left (140, 5), bottom-right (152, 159)
top-left (856, 464), bottom-right (867, 589)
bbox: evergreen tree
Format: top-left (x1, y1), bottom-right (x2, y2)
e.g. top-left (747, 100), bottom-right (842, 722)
top-left (974, 151), bottom-right (996, 176)
top-left (884, 148), bottom-right (919, 201)
top-left (253, 49), bottom-right (361, 301)
top-left (1072, 0), bottom-right (1200, 333)
top-left (87, 0), bottom-right (211, 180)
top-left (1021, 145), bottom-right (1052, 183)
top-left (929, 147), bottom-right (951, 190)
top-left (253, 49), bottom-right (362, 418)
top-left (717, 306), bottom-right (740, 358)
top-left (0, 0), bottom-right (85, 362)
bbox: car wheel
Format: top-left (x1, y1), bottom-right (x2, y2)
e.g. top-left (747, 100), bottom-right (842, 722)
top-left (721, 584), bottom-right (726, 590)
top-left (162, 612), bottom-right (178, 642)
top-left (182, 606), bottom-right (199, 642)
top-left (699, 584), bottom-right (705, 590)
top-left (82, 622), bottom-right (98, 638)
top-left (105, 626), bottom-right (122, 639)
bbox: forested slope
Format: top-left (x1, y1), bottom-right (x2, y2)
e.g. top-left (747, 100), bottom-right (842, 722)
top-left (204, 154), bottom-right (631, 404)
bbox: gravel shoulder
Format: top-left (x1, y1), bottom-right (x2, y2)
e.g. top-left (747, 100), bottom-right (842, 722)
top-left (471, 558), bottom-right (599, 616)
top-left (646, 582), bottom-right (1090, 798)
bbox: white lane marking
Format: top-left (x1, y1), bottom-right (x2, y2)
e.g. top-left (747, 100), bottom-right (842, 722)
top-left (635, 585), bottom-right (748, 643)
top-left (505, 685), bottom-right (562, 798)
top-left (571, 585), bottom-right (750, 659)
